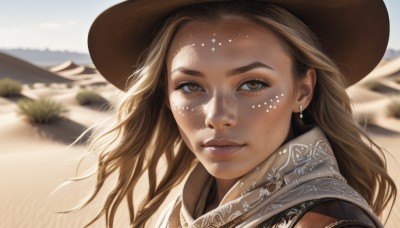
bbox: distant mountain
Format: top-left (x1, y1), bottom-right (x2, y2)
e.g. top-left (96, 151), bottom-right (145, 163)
top-left (0, 48), bottom-right (92, 67)
top-left (383, 48), bottom-right (400, 60)
top-left (1, 47), bottom-right (399, 67)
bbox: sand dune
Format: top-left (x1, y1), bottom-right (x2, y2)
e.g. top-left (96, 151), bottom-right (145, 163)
top-left (358, 56), bottom-right (400, 83)
top-left (0, 52), bottom-right (72, 84)
top-left (57, 66), bottom-right (98, 77)
top-left (50, 60), bottom-right (98, 76)
top-left (346, 86), bottom-right (386, 103)
top-left (47, 60), bottom-right (108, 87)
top-left (49, 60), bottom-right (79, 73)
top-left (376, 79), bottom-right (400, 93)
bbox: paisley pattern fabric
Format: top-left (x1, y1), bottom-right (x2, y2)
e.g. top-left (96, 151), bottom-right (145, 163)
top-left (161, 127), bottom-right (383, 228)
top-left (257, 199), bottom-right (319, 228)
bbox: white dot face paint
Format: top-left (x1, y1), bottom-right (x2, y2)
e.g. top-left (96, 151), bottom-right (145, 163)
top-left (250, 93), bottom-right (285, 113)
top-left (171, 103), bottom-right (197, 117)
top-left (173, 32), bottom-right (250, 55)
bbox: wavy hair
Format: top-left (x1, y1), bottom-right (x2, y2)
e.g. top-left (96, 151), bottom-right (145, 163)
top-left (69, 2), bottom-right (396, 227)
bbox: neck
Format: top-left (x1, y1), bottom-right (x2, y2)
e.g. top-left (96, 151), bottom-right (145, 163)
top-left (215, 178), bottom-right (238, 202)
top-left (204, 177), bottom-right (239, 213)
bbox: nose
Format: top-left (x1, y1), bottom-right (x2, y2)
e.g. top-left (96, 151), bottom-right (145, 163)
top-left (204, 94), bottom-right (237, 129)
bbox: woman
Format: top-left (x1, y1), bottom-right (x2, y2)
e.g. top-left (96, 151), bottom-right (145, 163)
top-left (75, 0), bottom-right (396, 227)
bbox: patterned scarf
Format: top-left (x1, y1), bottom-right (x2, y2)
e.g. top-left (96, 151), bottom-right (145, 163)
top-left (163, 127), bottom-right (382, 227)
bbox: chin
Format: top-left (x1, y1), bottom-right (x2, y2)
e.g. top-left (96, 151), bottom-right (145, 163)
top-left (204, 161), bottom-right (246, 180)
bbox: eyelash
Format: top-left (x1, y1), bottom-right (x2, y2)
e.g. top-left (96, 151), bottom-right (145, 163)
top-left (237, 78), bottom-right (270, 93)
top-left (174, 78), bottom-right (270, 94)
top-left (174, 81), bottom-right (203, 94)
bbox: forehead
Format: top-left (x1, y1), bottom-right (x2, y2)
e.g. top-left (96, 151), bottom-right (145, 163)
top-left (167, 16), bottom-right (291, 69)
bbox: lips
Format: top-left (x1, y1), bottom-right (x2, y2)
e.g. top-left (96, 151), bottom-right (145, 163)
top-left (202, 139), bottom-right (245, 156)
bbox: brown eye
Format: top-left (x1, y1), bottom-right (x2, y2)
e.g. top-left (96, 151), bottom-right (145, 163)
top-left (175, 81), bottom-right (204, 93)
top-left (239, 79), bottom-right (269, 91)
top-left (185, 84), bottom-right (201, 92)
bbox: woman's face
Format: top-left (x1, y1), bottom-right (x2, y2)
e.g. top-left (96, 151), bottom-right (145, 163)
top-left (167, 16), bottom-right (300, 180)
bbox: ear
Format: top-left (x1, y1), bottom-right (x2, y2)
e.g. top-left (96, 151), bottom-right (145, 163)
top-left (292, 68), bottom-right (317, 112)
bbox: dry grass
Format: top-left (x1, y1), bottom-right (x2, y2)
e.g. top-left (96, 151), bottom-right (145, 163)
top-left (363, 80), bottom-right (381, 91)
top-left (355, 112), bottom-right (376, 126)
top-left (0, 77), bottom-right (22, 97)
top-left (387, 98), bottom-right (400, 119)
top-left (76, 90), bottom-right (106, 106)
top-left (17, 98), bottom-right (68, 124)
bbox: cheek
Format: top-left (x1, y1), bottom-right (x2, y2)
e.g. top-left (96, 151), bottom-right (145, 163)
top-left (169, 93), bottom-right (202, 120)
top-left (247, 92), bottom-right (285, 114)
top-left (168, 94), bottom-right (204, 138)
top-left (170, 102), bottom-right (197, 117)
top-left (240, 92), bottom-right (291, 134)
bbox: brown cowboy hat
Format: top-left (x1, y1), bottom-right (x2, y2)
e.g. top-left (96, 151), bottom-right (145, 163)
top-left (88, 0), bottom-right (389, 91)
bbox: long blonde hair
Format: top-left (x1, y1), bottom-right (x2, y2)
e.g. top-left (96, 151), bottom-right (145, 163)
top-left (71, 2), bottom-right (396, 227)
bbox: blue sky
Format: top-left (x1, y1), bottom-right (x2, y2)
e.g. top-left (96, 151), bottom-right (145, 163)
top-left (0, 0), bottom-right (399, 53)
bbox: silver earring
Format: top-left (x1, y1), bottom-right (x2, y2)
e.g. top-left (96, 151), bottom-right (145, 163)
top-left (299, 105), bottom-right (304, 119)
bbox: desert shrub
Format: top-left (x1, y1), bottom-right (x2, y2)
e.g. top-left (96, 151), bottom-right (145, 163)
top-left (0, 77), bottom-right (22, 97)
top-left (363, 80), bottom-right (381, 91)
top-left (355, 112), bottom-right (375, 125)
top-left (17, 98), bottom-right (68, 124)
top-left (387, 98), bottom-right (400, 119)
top-left (76, 90), bottom-right (106, 105)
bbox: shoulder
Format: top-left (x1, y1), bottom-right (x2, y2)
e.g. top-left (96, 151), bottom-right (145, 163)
top-left (295, 199), bottom-right (376, 228)
top-left (258, 199), bottom-right (377, 228)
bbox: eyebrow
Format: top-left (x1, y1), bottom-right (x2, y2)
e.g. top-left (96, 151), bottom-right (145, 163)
top-left (228, 61), bottom-right (274, 76)
top-left (171, 61), bottom-right (274, 77)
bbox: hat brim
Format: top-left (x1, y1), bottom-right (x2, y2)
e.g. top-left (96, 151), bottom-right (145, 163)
top-left (88, 0), bottom-right (389, 91)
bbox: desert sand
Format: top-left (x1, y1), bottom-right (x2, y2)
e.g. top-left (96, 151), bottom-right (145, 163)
top-left (0, 52), bottom-right (399, 227)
